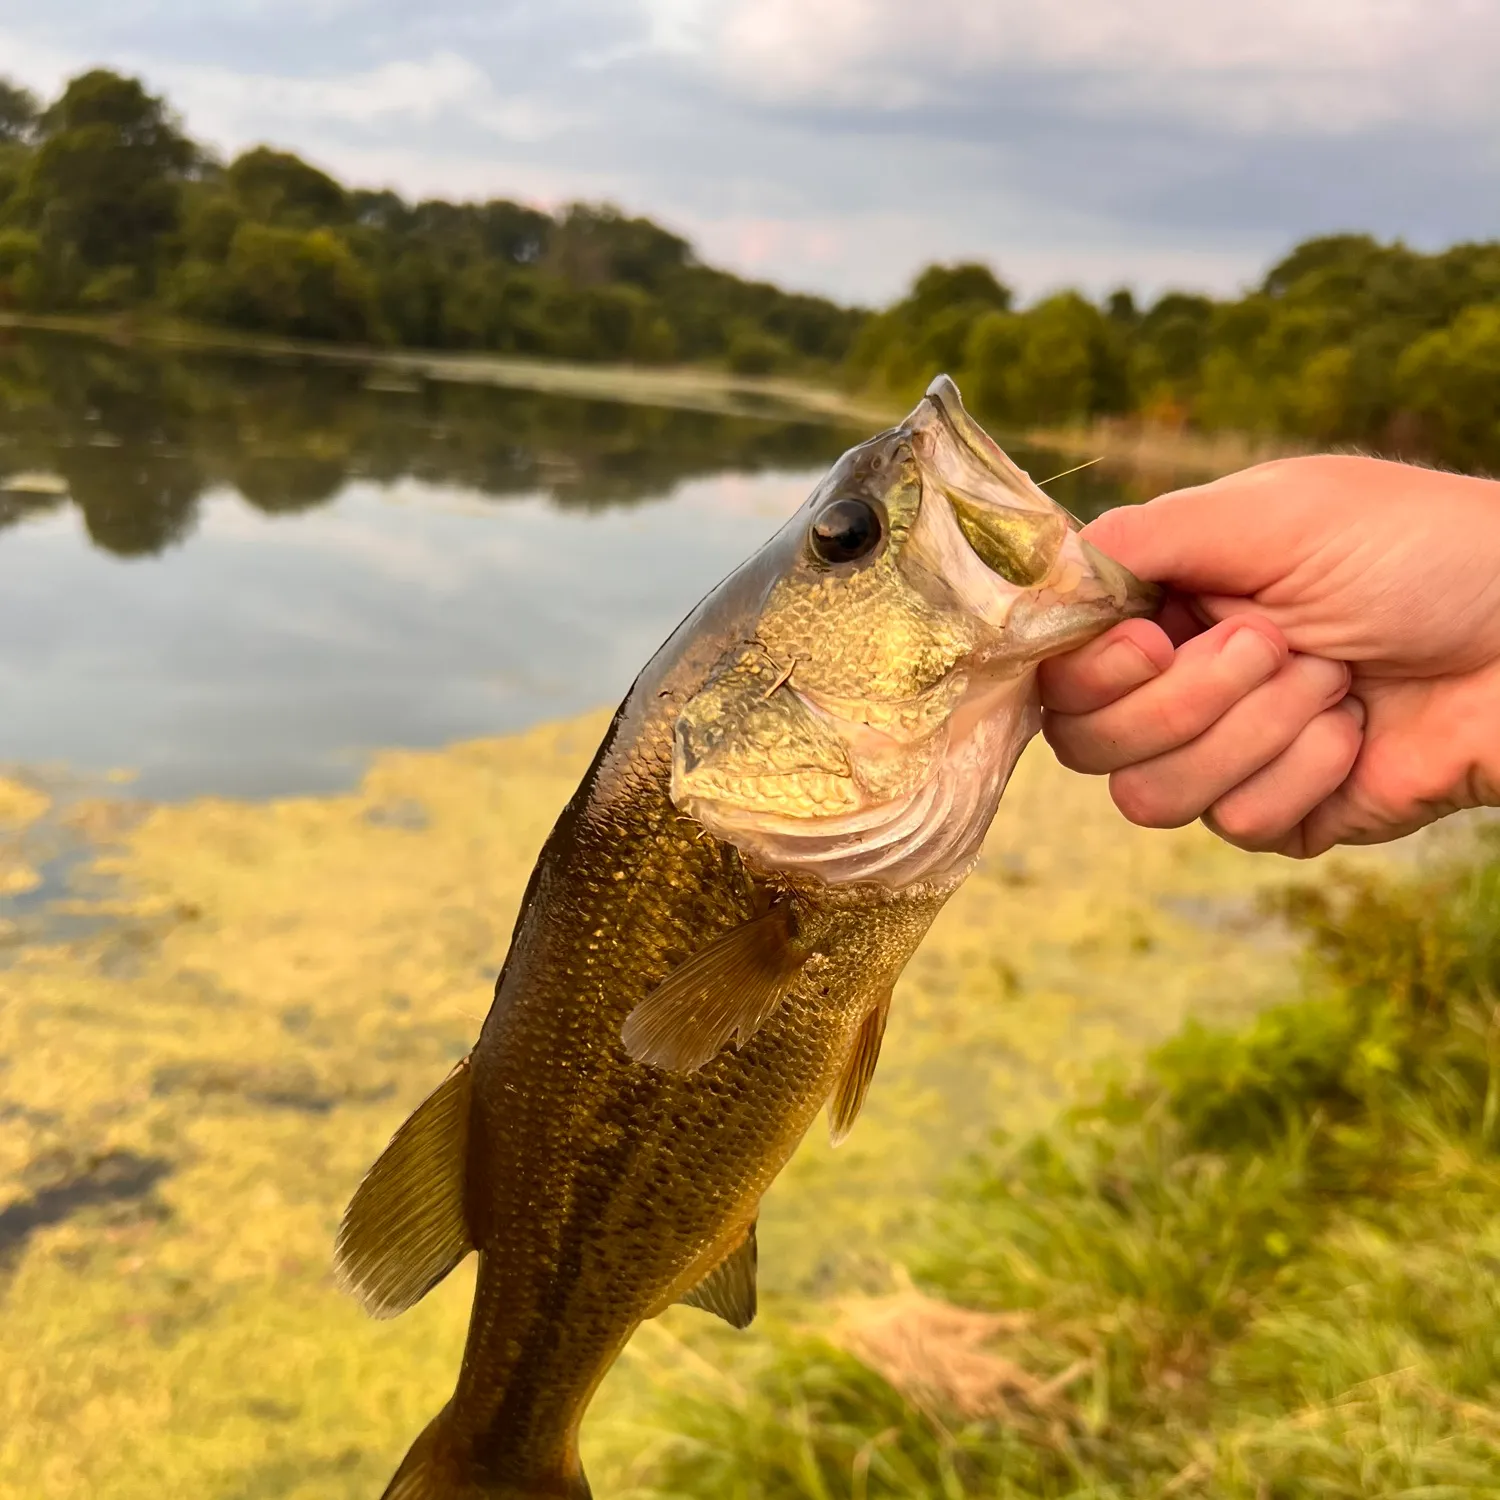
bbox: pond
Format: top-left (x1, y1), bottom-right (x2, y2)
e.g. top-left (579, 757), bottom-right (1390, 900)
top-left (0, 329), bottom-right (1153, 802)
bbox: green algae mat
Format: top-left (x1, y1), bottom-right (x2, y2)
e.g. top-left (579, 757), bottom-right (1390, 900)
top-left (0, 715), bottom-right (1390, 1498)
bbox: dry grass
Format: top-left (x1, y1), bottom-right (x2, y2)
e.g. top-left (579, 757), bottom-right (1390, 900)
top-left (1019, 417), bottom-right (1308, 480)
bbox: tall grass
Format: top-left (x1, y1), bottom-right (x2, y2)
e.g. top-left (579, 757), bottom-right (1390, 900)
top-left (648, 843), bottom-right (1500, 1498)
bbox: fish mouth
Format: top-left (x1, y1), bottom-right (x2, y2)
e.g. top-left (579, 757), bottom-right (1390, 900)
top-left (907, 374), bottom-right (1159, 662)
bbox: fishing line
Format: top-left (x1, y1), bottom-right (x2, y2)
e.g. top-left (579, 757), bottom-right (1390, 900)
top-left (1035, 456), bottom-right (1105, 486)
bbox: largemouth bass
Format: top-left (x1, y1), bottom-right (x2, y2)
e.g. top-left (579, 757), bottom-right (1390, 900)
top-left (335, 375), bottom-right (1158, 1499)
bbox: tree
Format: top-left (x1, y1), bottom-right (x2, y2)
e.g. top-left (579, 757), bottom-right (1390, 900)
top-left (222, 223), bottom-right (378, 342)
top-left (546, 203), bottom-right (690, 290)
top-left (476, 199), bottom-right (552, 266)
top-left (1394, 305), bottom-right (1500, 470)
top-left (844, 261), bottom-right (1012, 397)
top-left (1004, 294), bottom-right (1119, 425)
top-left (961, 310), bottom-right (1025, 421)
top-left (226, 147), bottom-right (346, 226)
top-left (22, 70), bottom-right (196, 295)
top-left (0, 78), bottom-right (39, 144)
top-left (0, 227), bottom-right (40, 308)
top-left (906, 262), bottom-right (1013, 322)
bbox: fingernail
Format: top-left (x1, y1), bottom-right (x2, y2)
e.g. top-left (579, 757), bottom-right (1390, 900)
top-left (1293, 653), bottom-right (1350, 702)
top-left (1098, 638), bottom-right (1160, 691)
top-left (1341, 694), bottom-right (1367, 729)
top-left (1218, 626), bottom-right (1282, 681)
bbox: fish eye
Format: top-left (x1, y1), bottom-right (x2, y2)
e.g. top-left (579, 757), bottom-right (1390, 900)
top-left (808, 497), bottom-right (883, 565)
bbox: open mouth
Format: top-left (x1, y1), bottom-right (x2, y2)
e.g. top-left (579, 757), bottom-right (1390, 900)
top-left (907, 376), bottom-right (1160, 655)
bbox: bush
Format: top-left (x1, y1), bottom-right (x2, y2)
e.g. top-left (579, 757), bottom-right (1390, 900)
top-left (650, 843), bottom-right (1500, 1497)
top-left (726, 325), bottom-right (793, 375)
top-left (221, 223), bottom-right (379, 343)
top-left (0, 226), bottom-right (39, 307)
top-left (78, 264), bottom-right (138, 309)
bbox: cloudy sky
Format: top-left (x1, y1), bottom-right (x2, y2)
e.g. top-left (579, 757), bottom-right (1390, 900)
top-left (3, 0), bottom-right (1499, 305)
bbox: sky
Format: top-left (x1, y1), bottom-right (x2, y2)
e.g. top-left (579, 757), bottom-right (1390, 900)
top-left (3, 0), bottom-right (1499, 306)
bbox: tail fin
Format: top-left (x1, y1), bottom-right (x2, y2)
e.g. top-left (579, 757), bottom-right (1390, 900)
top-left (382, 1406), bottom-right (592, 1500)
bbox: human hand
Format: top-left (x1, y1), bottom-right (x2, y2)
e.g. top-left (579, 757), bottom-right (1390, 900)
top-left (1039, 455), bottom-right (1500, 856)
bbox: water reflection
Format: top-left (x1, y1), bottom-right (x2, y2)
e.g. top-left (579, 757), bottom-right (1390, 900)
top-left (0, 332), bottom-right (864, 555)
top-left (0, 329), bottom-right (1167, 801)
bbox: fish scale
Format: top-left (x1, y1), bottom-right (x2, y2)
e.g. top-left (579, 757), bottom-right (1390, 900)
top-left (333, 376), bottom-right (1159, 1499)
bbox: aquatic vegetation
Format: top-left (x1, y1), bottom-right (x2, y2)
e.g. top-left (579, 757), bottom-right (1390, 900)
top-left (648, 844), bottom-right (1500, 1497)
top-left (0, 704), bottom-right (1346, 1498)
top-left (0, 775), bottom-right (46, 900)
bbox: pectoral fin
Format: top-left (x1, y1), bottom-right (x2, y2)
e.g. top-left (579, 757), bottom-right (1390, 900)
top-left (621, 904), bottom-right (805, 1072)
top-left (678, 1221), bottom-right (758, 1329)
top-left (827, 988), bottom-right (892, 1146)
top-left (334, 1058), bottom-right (474, 1319)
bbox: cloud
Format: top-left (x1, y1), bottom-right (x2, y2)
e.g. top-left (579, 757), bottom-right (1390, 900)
top-left (1, 1), bottom-right (1498, 304)
top-left (649, 0), bottom-right (1500, 136)
top-left (158, 51), bottom-right (572, 154)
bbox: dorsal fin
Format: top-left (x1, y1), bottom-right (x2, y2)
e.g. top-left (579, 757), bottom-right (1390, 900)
top-left (335, 1058), bottom-right (474, 1319)
top-left (678, 1221), bottom-right (758, 1329)
top-left (827, 988), bottom-right (892, 1146)
top-left (620, 904), bottom-right (805, 1073)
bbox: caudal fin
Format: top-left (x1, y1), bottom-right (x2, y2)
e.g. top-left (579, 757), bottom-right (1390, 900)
top-left (382, 1406), bottom-right (592, 1500)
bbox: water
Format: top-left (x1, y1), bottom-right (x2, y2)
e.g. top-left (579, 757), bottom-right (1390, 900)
top-left (0, 329), bottom-right (1147, 801)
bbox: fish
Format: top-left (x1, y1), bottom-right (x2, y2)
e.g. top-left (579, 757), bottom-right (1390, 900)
top-left (334, 375), bottom-right (1159, 1499)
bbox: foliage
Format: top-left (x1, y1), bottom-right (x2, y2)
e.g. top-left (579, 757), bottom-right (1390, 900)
top-left (848, 232), bottom-right (1500, 471)
top-left (8, 69), bottom-right (1500, 467)
top-left (651, 842), bottom-right (1500, 1497)
top-left (0, 80), bottom-right (38, 145)
top-left (0, 69), bottom-right (863, 374)
top-left (846, 261), bottom-right (1013, 398)
top-left (16, 70), bottom-right (197, 305)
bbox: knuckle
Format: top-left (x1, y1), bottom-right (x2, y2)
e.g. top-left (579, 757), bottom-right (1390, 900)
top-left (1041, 715), bottom-right (1096, 773)
top-left (1109, 769), bottom-right (1193, 829)
top-left (1148, 695), bottom-right (1209, 748)
top-left (1206, 795), bottom-right (1280, 850)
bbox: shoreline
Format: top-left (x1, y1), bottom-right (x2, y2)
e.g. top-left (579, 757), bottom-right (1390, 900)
top-left (0, 310), bottom-right (1299, 475)
top-left (0, 310), bottom-right (890, 428)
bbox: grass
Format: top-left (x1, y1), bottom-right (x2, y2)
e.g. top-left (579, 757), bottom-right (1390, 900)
top-left (645, 845), bottom-right (1500, 1497)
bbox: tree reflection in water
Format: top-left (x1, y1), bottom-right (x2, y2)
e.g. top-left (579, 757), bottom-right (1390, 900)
top-left (0, 331), bottom-right (865, 556)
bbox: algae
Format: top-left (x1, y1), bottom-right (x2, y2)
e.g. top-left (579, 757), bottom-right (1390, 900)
top-left (0, 714), bottom-right (1401, 1498)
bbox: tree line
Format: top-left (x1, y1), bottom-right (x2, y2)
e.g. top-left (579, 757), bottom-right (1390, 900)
top-left (3, 69), bottom-right (1500, 470)
top-left (0, 70), bottom-right (862, 373)
top-left (852, 248), bottom-right (1500, 472)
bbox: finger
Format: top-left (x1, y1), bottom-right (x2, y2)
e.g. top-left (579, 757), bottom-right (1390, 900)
top-left (1045, 618), bottom-right (1287, 775)
top-left (1292, 697), bottom-right (1463, 856)
top-left (1079, 460), bottom-right (1319, 596)
top-left (1108, 654), bottom-right (1351, 829)
top-left (1202, 698), bottom-right (1365, 856)
top-left (1038, 619), bottom-right (1173, 715)
top-left (1156, 590), bottom-right (1211, 648)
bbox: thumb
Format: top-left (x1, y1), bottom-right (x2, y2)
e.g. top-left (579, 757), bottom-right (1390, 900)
top-left (1080, 463), bottom-right (1314, 599)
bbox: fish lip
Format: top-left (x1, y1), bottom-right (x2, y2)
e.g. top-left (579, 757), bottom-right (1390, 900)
top-left (915, 374), bottom-right (1160, 636)
top-left (921, 374), bottom-right (1084, 531)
